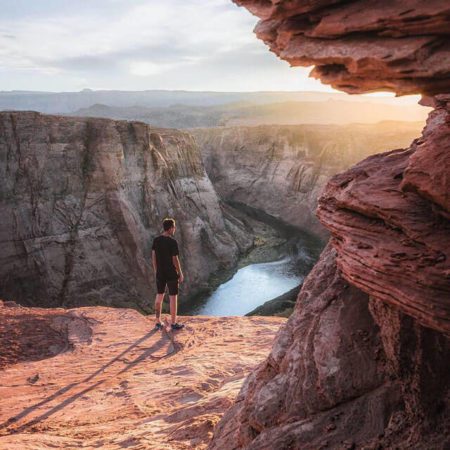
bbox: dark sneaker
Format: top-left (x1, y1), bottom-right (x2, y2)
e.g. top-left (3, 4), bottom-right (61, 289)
top-left (154, 322), bottom-right (163, 330)
top-left (171, 323), bottom-right (184, 330)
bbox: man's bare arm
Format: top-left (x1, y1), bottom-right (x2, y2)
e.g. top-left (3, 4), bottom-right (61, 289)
top-left (152, 250), bottom-right (157, 272)
top-left (172, 255), bottom-right (184, 283)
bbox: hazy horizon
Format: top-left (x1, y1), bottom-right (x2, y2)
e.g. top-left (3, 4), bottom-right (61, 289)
top-left (0, 87), bottom-right (422, 101)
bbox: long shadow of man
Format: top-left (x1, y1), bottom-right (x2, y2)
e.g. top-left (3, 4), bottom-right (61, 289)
top-left (1, 328), bottom-right (172, 433)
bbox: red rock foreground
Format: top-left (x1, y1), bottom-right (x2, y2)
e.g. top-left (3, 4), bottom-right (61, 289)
top-left (0, 301), bottom-right (284, 449)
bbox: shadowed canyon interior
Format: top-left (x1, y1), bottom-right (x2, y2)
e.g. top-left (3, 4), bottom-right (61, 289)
top-left (0, 1), bottom-right (449, 449)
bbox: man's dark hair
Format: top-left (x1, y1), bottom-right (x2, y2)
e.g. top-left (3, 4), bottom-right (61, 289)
top-left (163, 218), bottom-right (176, 231)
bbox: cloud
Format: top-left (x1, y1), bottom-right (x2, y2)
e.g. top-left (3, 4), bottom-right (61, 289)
top-left (0, 0), bottom-right (331, 92)
top-left (129, 61), bottom-right (180, 77)
top-left (0, 1), bottom-right (254, 67)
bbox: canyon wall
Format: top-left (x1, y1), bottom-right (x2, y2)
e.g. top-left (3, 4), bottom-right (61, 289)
top-left (209, 1), bottom-right (450, 448)
top-left (0, 112), bottom-right (252, 311)
top-left (193, 122), bottom-right (422, 236)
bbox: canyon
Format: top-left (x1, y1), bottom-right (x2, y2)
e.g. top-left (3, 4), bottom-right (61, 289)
top-left (0, 112), bottom-right (252, 311)
top-left (1, 1), bottom-right (449, 449)
top-left (193, 122), bottom-right (421, 236)
top-left (0, 107), bottom-right (441, 449)
top-left (0, 112), bottom-right (420, 312)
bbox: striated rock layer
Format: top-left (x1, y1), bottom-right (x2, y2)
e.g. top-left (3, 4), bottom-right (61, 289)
top-left (234, 0), bottom-right (450, 95)
top-left (317, 95), bottom-right (450, 335)
top-left (0, 112), bottom-right (252, 311)
top-left (0, 301), bottom-right (285, 449)
top-left (193, 122), bottom-right (422, 237)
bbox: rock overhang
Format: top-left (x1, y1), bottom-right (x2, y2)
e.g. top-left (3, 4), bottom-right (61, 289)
top-left (234, 0), bottom-right (450, 96)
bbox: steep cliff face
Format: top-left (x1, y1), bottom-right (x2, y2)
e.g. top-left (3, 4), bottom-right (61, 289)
top-left (0, 112), bottom-right (252, 310)
top-left (193, 123), bottom-right (422, 236)
top-left (209, 1), bottom-right (450, 448)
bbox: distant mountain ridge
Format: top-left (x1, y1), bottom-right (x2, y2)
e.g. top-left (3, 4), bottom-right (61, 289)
top-left (0, 89), bottom-right (424, 116)
top-left (69, 99), bottom-right (428, 129)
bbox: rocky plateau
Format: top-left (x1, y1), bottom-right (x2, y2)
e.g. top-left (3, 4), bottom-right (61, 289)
top-left (0, 300), bottom-right (284, 449)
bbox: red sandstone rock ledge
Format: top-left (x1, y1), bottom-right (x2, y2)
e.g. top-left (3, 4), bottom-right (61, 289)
top-left (0, 301), bottom-right (284, 449)
top-left (234, 0), bottom-right (450, 95)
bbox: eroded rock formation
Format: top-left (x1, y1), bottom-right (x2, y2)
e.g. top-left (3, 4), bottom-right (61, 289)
top-left (234, 0), bottom-right (450, 95)
top-left (209, 1), bottom-right (450, 448)
top-left (193, 122), bottom-right (421, 237)
top-left (0, 112), bottom-right (252, 310)
top-left (318, 95), bottom-right (450, 335)
top-left (0, 300), bottom-right (284, 449)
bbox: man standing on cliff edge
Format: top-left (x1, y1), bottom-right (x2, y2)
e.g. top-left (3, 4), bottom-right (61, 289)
top-left (152, 218), bottom-right (185, 331)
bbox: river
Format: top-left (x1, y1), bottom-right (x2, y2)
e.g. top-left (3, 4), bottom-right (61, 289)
top-left (181, 202), bottom-right (324, 317)
top-left (191, 256), bottom-right (302, 316)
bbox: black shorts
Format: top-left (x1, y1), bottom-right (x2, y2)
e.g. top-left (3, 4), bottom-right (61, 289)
top-left (156, 277), bottom-right (179, 295)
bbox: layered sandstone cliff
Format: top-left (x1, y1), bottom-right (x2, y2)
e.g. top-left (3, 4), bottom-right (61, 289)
top-left (209, 1), bottom-right (450, 448)
top-left (210, 245), bottom-right (449, 449)
top-left (0, 112), bottom-right (252, 311)
top-left (193, 122), bottom-right (422, 236)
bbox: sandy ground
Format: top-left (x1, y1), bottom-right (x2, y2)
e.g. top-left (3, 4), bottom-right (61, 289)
top-left (0, 302), bottom-right (284, 449)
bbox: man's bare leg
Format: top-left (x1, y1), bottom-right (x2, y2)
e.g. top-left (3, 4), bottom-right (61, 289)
top-left (169, 294), bottom-right (177, 324)
top-left (155, 293), bottom-right (164, 324)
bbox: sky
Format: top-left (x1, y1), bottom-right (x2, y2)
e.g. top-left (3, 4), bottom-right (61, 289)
top-left (0, 0), bottom-right (339, 92)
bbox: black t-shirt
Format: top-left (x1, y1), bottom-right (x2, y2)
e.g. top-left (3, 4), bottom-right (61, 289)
top-left (152, 235), bottom-right (179, 280)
